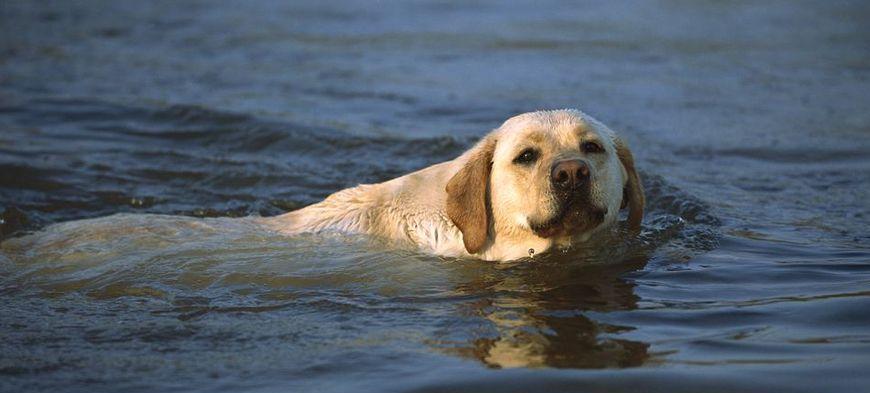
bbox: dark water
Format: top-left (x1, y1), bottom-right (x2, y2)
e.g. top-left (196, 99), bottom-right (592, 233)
top-left (1, 1), bottom-right (869, 392)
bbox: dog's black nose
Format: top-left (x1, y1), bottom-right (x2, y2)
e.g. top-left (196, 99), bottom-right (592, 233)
top-left (551, 159), bottom-right (590, 191)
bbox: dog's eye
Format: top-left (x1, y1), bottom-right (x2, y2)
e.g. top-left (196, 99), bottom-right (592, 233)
top-left (513, 148), bottom-right (539, 165)
top-left (582, 141), bottom-right (604, 154)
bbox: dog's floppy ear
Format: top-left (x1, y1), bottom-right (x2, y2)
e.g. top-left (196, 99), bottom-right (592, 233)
top-left (446, 137), bottom-right (495, 254)
top-left (615, 137), bottom-right (644, 233)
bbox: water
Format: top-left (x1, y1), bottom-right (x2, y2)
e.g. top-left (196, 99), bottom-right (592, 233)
top-left (1, 1), bottom-right (869, 392)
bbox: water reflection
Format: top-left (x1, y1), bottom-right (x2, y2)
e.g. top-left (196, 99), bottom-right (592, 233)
top-left (445, 252), bottom-right (650, 369)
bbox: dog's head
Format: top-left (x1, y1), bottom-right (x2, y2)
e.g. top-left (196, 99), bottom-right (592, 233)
top-left (446, 110), bottom-right (644, 254)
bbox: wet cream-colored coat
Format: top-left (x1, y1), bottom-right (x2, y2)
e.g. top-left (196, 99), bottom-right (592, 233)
top-left (262, 109), bottom-right (644, 261)
top-left (264, 160), bottom-right (469, 255)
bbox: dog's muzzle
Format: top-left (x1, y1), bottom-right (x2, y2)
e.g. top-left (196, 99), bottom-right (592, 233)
top-left (550, 158), bottom-right (590, 195)
top-left (529, 158), bottom-right (607, 239)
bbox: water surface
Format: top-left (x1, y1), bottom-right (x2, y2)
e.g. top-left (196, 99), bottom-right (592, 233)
top-left (1, 1), bottom-right (869, 392)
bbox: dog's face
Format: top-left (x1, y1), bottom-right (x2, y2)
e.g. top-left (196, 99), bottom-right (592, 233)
top-left (446, 110), bottom-right (644, 255)
top-left (490, 111), bottom-right (625, 242)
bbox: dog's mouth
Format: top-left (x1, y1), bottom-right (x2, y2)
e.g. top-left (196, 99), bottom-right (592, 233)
top-left (529, 199), bottom-right (607, 239)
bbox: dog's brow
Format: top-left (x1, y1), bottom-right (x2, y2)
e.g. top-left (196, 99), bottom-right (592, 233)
top-left (572, 124), bottom-right (591, 137)
top-left (522, 130), bottom-right (546, 144)
top-left (580, 132), bottom-right (601, 142)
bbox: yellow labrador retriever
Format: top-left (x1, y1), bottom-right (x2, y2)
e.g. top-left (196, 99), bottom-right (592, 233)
top-left (262, 109), bottom-right (643, 261)
top-left (3, 109), bottom-right (641, 263)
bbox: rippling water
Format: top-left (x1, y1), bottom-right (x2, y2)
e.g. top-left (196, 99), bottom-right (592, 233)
top-left (1, 1), bottom-right (869, 392)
